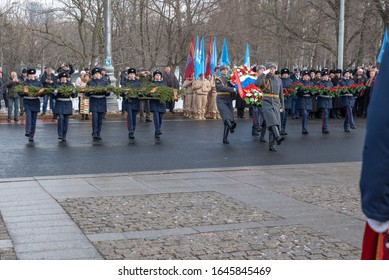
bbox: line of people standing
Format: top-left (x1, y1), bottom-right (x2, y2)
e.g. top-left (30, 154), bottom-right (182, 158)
top-left (182, 71), bottom-right (220, 120)
top-left (280, 66), bottom-right (377, 136)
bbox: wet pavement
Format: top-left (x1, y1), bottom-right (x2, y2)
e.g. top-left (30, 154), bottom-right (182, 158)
top-left (0, 115), bottom-right (365, 178)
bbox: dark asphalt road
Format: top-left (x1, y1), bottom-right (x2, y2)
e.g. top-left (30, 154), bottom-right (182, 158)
top-left (0, 115), bottom-right (365, 178)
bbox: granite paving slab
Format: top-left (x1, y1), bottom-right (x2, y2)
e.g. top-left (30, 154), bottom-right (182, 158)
top-left (93, 225), bottom-right (360, 260)
top-left (59, 192), bottom-right (280, 234)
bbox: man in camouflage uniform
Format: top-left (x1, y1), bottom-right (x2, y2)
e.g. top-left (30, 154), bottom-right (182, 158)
top-left (192, 74), bottom-right (212, 120)
top-left (182, 75), bottom-right (194, 118)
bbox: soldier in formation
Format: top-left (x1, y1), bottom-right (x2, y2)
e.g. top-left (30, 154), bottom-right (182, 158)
top-left (255, 62), bottom-right (285, 152)
top-left (150, 70), bottom-right (167, 140)
top-left (86, 67), bottom-right (110, 141)
top-left (53, 72), bottom-right (77, 142)
top-left (297, 70), bottom-right (314, 135)
top-left (121, 68), bottom-right (140, 142)
top-left (19, 68), bottom-right (44, 142)
top-left (339, 69), bottom-right (356, 132)
top-left (215, 65), bottom-right (237, 144)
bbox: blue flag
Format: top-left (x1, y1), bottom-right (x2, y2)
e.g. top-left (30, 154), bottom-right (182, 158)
top-left (194, 36), bottom-right (205, 79)
top-left (360, 42), bottom-right (389, 222)
top-left (210, 37), bottom-right (217, 76)
top-left (219, 38), bottom-right (230, 67)
top-left (377, 27), bottom-right (388, 64)
top-left (244, 43), bottom-right (250, 68)
top-left (194, 36), bottom-right (200, 79)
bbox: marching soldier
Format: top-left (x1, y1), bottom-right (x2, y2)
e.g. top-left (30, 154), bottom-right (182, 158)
top-left (290, 68), bottom-right (301, 119)
top-left (255, 65), bottom-right (267, 142)
top-left (121, 68), bottom-right (140, 141)
top-left (317, 70), bottom-right (333, 134)
top-left (150, 70), bottom-right (167, 140)
top-left (339, 69), bottom-right (356, 132)
top-left (86, 67), bottom-right (110, 141)
top-left (255, 62), bottom-right (285, 151)
top-left (297, 70), bottom-right (314, 135)
top-left (215, 65), bottom-right (237, 144)
top-left (280, 68), bottom-right (293, 136)
top-left (331, 69), bottom-right (343, 118)
top-left (19, 68), bottom-right (44, 142)
top-left (53, 72), bottom-right (77, 142)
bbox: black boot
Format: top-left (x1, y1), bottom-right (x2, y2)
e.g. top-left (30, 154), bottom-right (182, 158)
top-left (129, 132), bottom-right (135, 139)
top-left (268, 129), bottom-right (277, 151)
top-left (223, 125), bottom-right (229, 144)
top-left (28, 133), bottom-right (34, 142)
top-left (252, 128), bottom-right (259, 136)
top-left (259, 125), bottom-right (267, 142)
top-left (271, 125), bottom-right (284, 145)
top-left (224, 119), bottom-right (236, 133)
top-left (230, 121), bottom-right (236, 133)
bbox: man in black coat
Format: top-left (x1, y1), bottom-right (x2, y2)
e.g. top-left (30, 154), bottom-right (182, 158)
top-left (162, 66), bottom-right (179, 113)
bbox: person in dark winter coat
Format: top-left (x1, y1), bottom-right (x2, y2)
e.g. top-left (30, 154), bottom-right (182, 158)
top-left (18, 69), bottom-right (44, 142)
top-left (360, 43), bottom-right (389, 260)
top-left (53, 72), bottom-right (77, 142)
top-left (5, 71), bottom-right (22, 122)
top-left (339, 69), bottom-right (356, 132)
top-left (255, 62), bottom-right (285, 152)
top-left (85, 67), bottom-right (110, 141)
top-left (297, 70), bottom-right (314, 135)
top-left (215, 65), bottom-right (237, 144)
top-left (162, 66), bottom-right (179, 113)
top-left (150, 70), bottom-right (167, 139)
top-left (121, 68), bottom-right (140, 141)
top-left (280, 68), bottom-right (293, 135)
top-left (362, 67), bottom-right (377, 118)
top-left (316, 70), bottom-right (333, 134)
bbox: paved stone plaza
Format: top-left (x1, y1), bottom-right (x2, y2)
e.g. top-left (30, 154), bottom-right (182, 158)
top-left (0, 162), bottom-right (364, 260)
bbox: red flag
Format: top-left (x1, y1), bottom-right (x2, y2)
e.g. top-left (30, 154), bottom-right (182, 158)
top-left (205, 36), bottom-right (213, 77)
top-left (361, 222), bottom-right (389, 260)
top-left (233, 69), bottom-right (245, 98)
top-left (184, 37), bottom-right (195, 79)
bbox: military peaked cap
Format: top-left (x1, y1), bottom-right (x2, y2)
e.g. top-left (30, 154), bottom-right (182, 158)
top-left (153, 70), bottom-right (162, 77)
top-left (91, 67), bottom-right (101, 75)
top-left (302, 70), bottom-right (310, 76)
top-left (127, 68), bottom-right (136, 74)
top-left (343, 68), bottom-right (351, 75)
top-left (27, 69), bottom-right (36, 75)
top-left (58, 72), bottom-right (69, 79)
top-left (280, 68), bottom-right (290, 75)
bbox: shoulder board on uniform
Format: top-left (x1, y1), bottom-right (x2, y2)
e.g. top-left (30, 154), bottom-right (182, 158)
top-left (215, 76), bottom-right (226, 87)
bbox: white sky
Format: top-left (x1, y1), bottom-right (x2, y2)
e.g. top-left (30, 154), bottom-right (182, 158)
top-left (0, 0), bottom-right (55, 8)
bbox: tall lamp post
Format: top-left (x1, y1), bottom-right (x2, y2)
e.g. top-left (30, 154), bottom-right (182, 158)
top-left (338, 0), bottom-right (345, 70)
top-left (104, 0), bottom-right (118, 111)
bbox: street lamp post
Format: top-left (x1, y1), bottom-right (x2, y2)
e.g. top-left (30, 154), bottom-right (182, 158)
top-left (338, 0), bottom-right (345, 70)
top-left (103, 0), bottom-right (118, 112)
